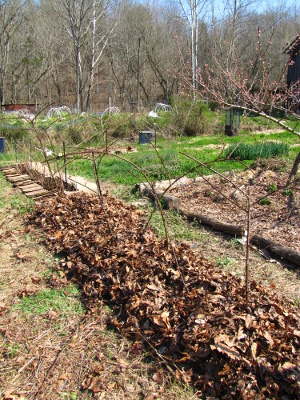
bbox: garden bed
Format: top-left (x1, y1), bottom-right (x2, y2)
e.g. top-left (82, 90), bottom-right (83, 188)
top-left (165, 167), bottom-right (299, 257)
top-left (28, 192), bottom-right (300, 399)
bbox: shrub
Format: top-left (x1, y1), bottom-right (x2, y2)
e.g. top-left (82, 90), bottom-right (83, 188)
top-left (66, 118), bottom-right (99, 144)
top-left (107, 113), bottom-right (157, 138)
top-left (1, 118), bottom-right (30, 141)
top-left (260, 198), bottom-right (271, 206)
top-left (171, 96), bottom-right (209, 136)
top-left (208, 101), bottom-right (220, 111)
top-left (226, 142), bottom-right (289, 160)
top-left (68, 125), bottom-right (83, 144)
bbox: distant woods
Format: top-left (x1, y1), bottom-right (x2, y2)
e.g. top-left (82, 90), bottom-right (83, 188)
top-left (0, 0), bottom-right (299, 112)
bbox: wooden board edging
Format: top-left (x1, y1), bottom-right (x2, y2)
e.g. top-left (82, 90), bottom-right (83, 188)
top-left (141, 184), bottom-right (300, 267)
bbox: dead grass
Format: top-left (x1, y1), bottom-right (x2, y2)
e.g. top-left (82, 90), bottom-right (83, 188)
top-left (0, 173), bottom-right (197, 400)
top-left (1, 167), bottom-right (299, 399)
top-left (187, 225), bottom-right (300, 305)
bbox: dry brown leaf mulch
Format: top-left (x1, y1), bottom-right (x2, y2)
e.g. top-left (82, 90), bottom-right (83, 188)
top-left (28, 192), bottom-right (300, 399)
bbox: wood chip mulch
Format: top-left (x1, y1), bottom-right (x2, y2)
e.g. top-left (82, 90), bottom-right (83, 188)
top-left (170, 169), bottom-right (300, 253)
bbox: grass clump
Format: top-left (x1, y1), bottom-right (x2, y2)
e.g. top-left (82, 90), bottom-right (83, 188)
top-left (149, 208), bottom-right (203, 242)
top-left (226, 142), bottom-right (289, 160)
top-left (259, 197), bottom-right (272, 206)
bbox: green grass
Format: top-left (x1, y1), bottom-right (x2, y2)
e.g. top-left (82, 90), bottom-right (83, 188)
top-left (226, 142), bottom-right (290, 160)
top-left (0, 173), bottom-right (34, 215)
top-left (1, 110), bottom-right (299, 187)
top-left (148, 208), bottom-right (203, 243)
top-left (67, 129), bottom-right (296, 185)
top-left (12, 286), bottom-right (85, 316)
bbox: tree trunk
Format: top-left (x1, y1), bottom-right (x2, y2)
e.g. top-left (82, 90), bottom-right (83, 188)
top-left (287, 150), bottom-right (300, 185)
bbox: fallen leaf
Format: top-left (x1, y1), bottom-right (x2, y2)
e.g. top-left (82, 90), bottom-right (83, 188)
top-left (218, 363), bottom-right (230, 376)
top-left (245, 314), bottom-right (253, 330)
top-left (152, 369), bottom-right (164, 384)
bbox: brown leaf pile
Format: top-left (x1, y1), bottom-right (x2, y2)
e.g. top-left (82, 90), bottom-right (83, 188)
top-left (28, 192), bottom-right (300, 399)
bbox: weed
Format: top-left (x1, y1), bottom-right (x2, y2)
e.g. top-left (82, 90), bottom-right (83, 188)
top-left (3, 343), bottom-right (20, 358)
top-left (216, 256), bottom-right (231, 267)
top-left (283, 188), bottom-right (293, 196)
top-left (0, 276), bottom-right (8, 286)
top-left (62, 393), bottom-right (79, 400)
top-left (268, 182), bottom-right (277, 193)
top-left (230, 237), bottom-right (242, 248)
top-left (105, 346), bottom-right (114, 359)
top-left (259, 198), bottom-right (271, 206)
top-left (40, 267), bottom-right (54, 280)
top-left (149, 208), bottom-right (202, 242)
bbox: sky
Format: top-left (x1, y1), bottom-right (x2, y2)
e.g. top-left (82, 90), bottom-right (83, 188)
top-left (212, 0), bottom-right (299, 18)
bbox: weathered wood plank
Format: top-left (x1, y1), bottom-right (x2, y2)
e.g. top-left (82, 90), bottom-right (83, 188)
top-left (14, 180), bottom-right (34, 187)
top-left (25, 189), bottom-right (49, 197)
top-left (20, 184), bottom-right (45, 193)
top-left (7, 174), bottom-right (31, 183)
top-left (179, 207), bottom-right (245, 237)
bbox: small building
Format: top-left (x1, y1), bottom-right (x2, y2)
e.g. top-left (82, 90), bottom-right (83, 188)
top-left (1, 103), bottom-right (37, 114)
top-left (284, 34), bottom-right (300, 111)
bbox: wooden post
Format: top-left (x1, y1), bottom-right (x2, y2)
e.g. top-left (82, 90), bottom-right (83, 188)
top-left (15, 139), bottom-right (17, 163)
top-left (245, 183), bottom-right (251, 308)
top-left (63, 141), bottom-right (67, 184)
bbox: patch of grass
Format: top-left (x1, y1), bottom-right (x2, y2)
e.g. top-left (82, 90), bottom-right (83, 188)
top-left (65, 126), bottom-right (296, 185)
top-left (149, 209), bottom-right (202, 242)
top-left (13, 286), bottom-right (85, 316)
top-left (2, 343), bottom-right (21, 359)
top-left (0, 173), bottom-right (34, 215)
top-left (226, 142), bottom-right (290, 160)
top-left (10, 194), bottom-right (34, 215)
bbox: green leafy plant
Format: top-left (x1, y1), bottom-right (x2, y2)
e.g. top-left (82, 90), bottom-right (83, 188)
top-left (259, 197), bottom-right (271, 206)
top-left (268, 182), bottom-right (277, 193)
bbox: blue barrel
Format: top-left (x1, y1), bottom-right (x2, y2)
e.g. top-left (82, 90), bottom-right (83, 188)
top-left (0, 137), bottom-right (5, 153)
top-left (139, 131), bottom-right (151, 144)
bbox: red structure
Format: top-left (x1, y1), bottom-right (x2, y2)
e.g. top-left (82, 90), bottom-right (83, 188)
top-left (284, 34), bottom-right (300, 111)
top-left (1, 104), bottom-right (37, 114)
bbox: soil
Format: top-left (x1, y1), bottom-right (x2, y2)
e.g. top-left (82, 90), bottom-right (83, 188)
top-left (169, 166), bottom-right (300, 253)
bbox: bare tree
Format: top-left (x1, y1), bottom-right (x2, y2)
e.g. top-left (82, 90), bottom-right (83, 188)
top-left (53, 0), bottom-right (118, 112)
top-left (178, 27), bottom-right (300, 177)
top-left (177, 0), bottom-right (210, 94)
top-left (0, 0), bottom-right (24, 105)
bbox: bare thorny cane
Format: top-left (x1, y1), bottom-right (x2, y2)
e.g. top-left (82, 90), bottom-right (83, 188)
top-left (245, 180), bottom-right (253, 309)
top-left (92, 151), bottom-right (114, 239)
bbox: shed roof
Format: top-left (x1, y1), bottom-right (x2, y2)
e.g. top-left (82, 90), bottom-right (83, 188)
top-left (284, 34), bottom-right (300, 55)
